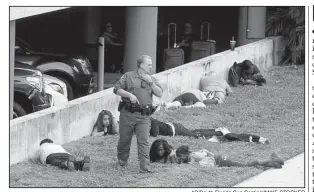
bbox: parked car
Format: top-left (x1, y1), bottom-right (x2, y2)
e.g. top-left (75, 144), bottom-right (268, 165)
top-left (15, 37), bottom-right (95, 100)
top-left (13, 62), bottom-right (52, 119)
top-left (43, 74), bottom-right (68, 107)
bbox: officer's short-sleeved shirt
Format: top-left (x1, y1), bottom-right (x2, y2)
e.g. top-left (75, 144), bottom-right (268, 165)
top-left (114, 70), bottom-right (162, 106)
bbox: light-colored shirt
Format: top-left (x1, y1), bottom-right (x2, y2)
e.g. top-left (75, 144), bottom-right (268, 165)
top-left (190, 149), bottom-right (216, 167)
top-left (38, 143), bottom-right (69, 164)
top-left (200, 76), bottom-right (232, 95)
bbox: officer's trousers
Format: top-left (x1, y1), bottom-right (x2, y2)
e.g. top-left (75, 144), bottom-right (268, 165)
top-left (117, 110), bottom-right (151, 171)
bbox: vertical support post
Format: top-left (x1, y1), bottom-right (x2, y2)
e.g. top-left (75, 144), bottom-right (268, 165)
top-left (10, 20), bottom-right (16, 120)
top-left (97, 37), bottom-right (105, 92)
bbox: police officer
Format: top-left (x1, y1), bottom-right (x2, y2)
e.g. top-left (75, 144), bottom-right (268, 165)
top-left (113, 55), bottom-right (163, 173)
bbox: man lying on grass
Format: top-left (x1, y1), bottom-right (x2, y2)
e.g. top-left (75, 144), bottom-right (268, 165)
top-left (149, 139), bottom-right (284, 169)
top-left (36, 138), bottom-right (90, 172)
top-left (150, 118), bottom-right (269, 144)
top-left (164, 71), bottom-right (232, 109)
top-left (175, 145), bottom-right (283, 168)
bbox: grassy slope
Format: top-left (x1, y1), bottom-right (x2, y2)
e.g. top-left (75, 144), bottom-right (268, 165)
top-left (10, 65), bottom-right (305, 187)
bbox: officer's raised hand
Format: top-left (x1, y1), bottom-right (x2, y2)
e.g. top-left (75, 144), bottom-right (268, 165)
top-left (137, 57), bottom-right (163, 98)
top-left (140, 73), bottom-right (153, 84)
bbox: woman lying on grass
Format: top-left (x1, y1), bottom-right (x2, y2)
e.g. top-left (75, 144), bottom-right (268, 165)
top-left (149, 139), bottom-right (177, 163)
top-left (149, 139), bottom-right (283, 168)
top-left (150, 118), bottom-right (269, 144)
top-left (175, 145), bottom-right (284, 168)
top-left (90, 110), bottom-right (119, 136)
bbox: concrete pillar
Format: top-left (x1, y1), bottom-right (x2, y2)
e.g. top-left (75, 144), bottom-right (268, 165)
top-left (123, 7), bottom-right (158, 73)
top-left (84, 7), bottom-right (102, 63)
top-left (237, 7), bottom-right (266, 46)
top-left (10, 21), bottom-right (16, 120)
top-left (97, 37), bottom-right (105, 91)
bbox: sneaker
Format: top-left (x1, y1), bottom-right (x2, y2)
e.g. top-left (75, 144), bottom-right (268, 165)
top-left (139, 168), bottom-right (154, 174)
top-left (67, 160), bottom-right (75, 172)
top-left (59, 160), bottom-right (68, 170)
top-left (259, 137), bottom-right (270, 144)
top-left (207, 135), bottom-right (220, 143)
top-left (270, 153), bottom-right (284, 165)
top-left (118, 159), bottom-right (128, 168)
top-left (81, 156), bottom-right (91, 172)
top-left (215, 127), bottom-right (231, 136)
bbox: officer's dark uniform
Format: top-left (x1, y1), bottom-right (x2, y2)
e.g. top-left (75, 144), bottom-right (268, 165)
top-left (113, 70), bottom-right (162, 171)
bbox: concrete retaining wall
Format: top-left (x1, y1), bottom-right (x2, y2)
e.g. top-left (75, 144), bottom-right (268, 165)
top-left (10, 37), bottom-right (281, 165)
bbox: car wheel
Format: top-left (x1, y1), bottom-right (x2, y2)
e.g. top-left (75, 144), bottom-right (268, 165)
top-left (13, 101), bottom-right (27, 119)
top-left (54, 77), bottom-right (74, 101)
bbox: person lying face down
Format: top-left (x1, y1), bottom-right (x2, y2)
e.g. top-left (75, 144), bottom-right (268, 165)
top-left (91, 110), bottom-right (119, 136)
top-left (164, 87), bottom-right (219, 109)
top-left (175, 145), bottom-right (284, 168)
top-left (149, 118), bottom-right (269, 144)
top-left (228, 60), bottom-right (266, 87)
top-left (149, 139), bottom-right (177, 163)
top-left (200, 71), bottom-right (233, 104)
top-left (37, 138), bottom-right (90, 172)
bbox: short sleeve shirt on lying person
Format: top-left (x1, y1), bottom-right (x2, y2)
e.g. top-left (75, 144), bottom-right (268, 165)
top-left (38, 143), bottom-right (69, 165)
top-left (113, 71), bottom-right (163, 106)
top-left (189, 149), bottom-right (217, 167)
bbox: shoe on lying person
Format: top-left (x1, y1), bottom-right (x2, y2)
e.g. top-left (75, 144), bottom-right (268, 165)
top-left (118, 159), bottom-right (128, 168)
top-left (67, 160), bottom-right (75, 172)
top-left (207, 135), bottom-right (220, 143)
top-left (81, 156), bottom-right (91, 171)
top-left (214, 127), bottom-right (231, 136)
top-left (259, 137), bottom-right (270, 144)
top-left (139, 168), bottom-right (154, 173)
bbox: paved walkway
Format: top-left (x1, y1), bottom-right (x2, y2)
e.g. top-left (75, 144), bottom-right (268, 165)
top-left (234, 153), bottom-right (305, 187)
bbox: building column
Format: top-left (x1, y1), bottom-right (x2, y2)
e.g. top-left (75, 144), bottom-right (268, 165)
top-left (237, 7), bottom-right (266, 46)
top-left (10, 21), bottom-right (16, 120)
top-left (123, 7), bottom-right (158, 73)
top-left (84, 7), bottom-right (102, 71)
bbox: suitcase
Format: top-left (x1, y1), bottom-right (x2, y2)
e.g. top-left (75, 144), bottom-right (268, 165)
top-left (189, 22), bottom-right (216, 62)
top-left (163, 23), bottom-right (185, 70)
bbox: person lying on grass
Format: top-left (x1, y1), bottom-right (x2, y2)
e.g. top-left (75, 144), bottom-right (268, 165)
top-left (200, 71), bottom-right (233, 104)
top-left (175, 145), bottom-right (284, 168)
top-left (164, 87), bottom-right (220, 109)
top-left (150, 117), bottom-right (269, 144)
top-left (37, 138), bottom-right (90, 172)
top-left (91, 110), bottom-right (119, 136)
top-left (149, 139), bottom-right (177, 163)
top-left (228, 60), bottom-right (266, 87)
top-left (90, 111), bottom-right (269, 144)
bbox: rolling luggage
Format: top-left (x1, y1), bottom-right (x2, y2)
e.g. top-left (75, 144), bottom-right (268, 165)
top-left (189, 22), bottom-right (216, 62)
top-left (163, 23), bottom-right (184, 70)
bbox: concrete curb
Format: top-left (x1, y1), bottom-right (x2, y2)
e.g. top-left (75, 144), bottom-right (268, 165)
top-left (234, 153), bottom-right (304, 187)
